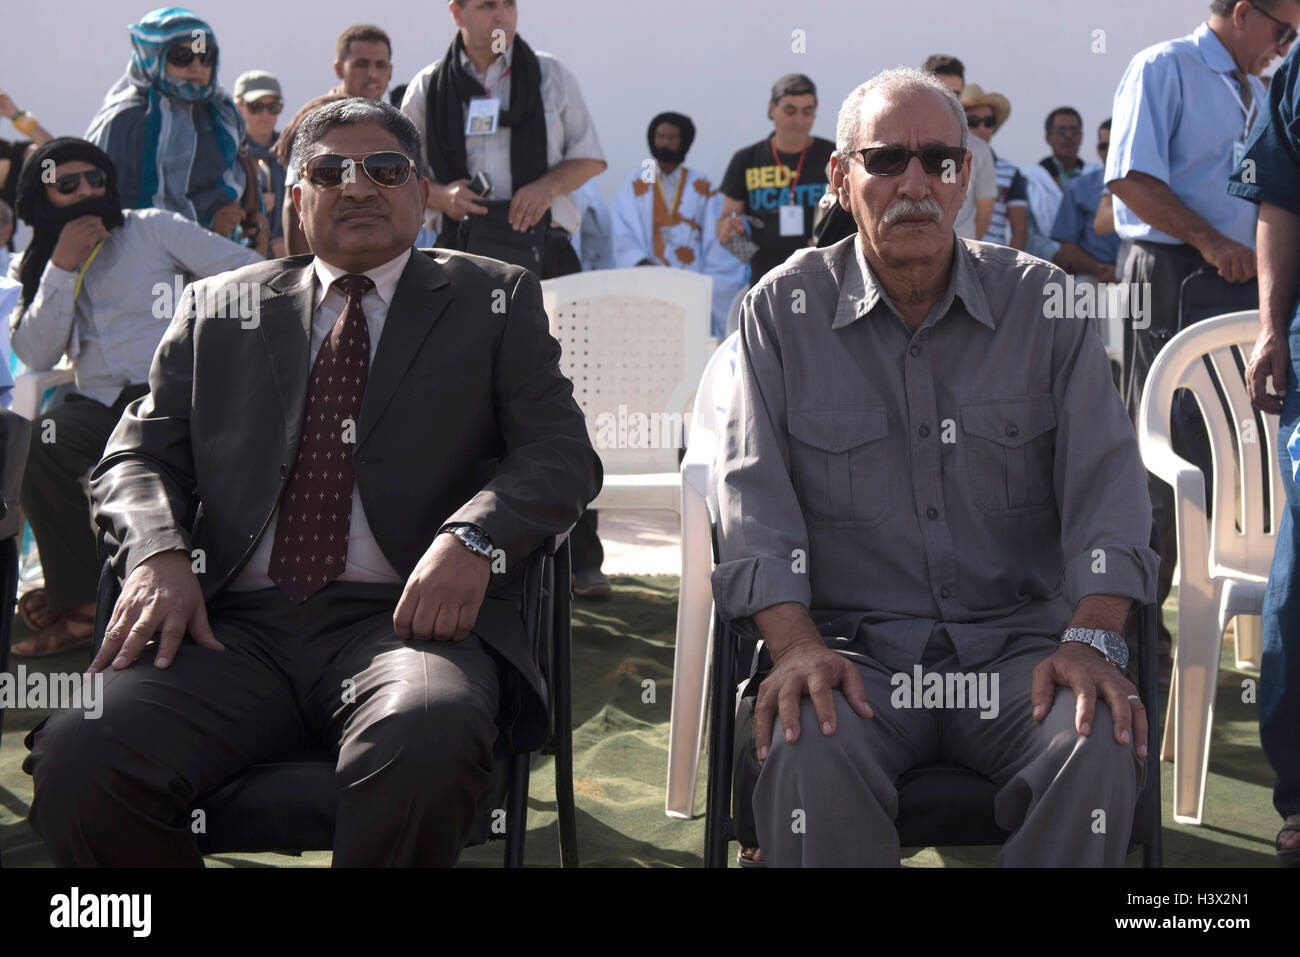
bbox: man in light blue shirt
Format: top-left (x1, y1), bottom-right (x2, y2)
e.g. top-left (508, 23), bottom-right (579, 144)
top-left (1105, 0), bottom-right (1299, 668)
top-left (7, 138), bottom-right (261, 657)
top-left (1052, 119), bottom-right (1121, 280)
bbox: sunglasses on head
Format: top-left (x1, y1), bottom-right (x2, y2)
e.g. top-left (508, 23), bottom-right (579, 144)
top-left (303, 151), bottom-right (415, 190)
top-left (244, 100), bottom-right (283, 115)
top-left (54, 169), bottom-right (107, 195)
top-left (848, 145), bottom-right (967, 177)
top-left (166, 43), bottom-right (218, 68)
top-left (966, 115), bottom-right (997, 129)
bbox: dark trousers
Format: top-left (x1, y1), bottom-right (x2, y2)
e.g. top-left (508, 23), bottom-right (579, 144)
top-left (1121, 241), bottom-right (1215, 643)
top-left (19, 385), bottom-right (147, 616)
top-left (23, 581), bottom-right (501, 866)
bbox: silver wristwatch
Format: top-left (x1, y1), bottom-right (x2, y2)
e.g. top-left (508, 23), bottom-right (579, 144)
top-left (443, 523), bottom-right (494, 560)
top-left (1060, 627), bottom-right (1129, 671)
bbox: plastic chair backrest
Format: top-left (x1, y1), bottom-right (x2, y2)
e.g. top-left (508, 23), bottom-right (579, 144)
top-left (542, 267), bottom-right (712, 475)
top-left (1139, 310), bottom-right (1281, 580)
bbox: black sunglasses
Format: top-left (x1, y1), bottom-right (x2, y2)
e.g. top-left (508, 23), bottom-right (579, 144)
top-left (966, 115), bottom-right (997, 129)
top-left (54, 169), bottom-right (107, 195)
top-left (848, 145), bottom-right (967, 177)
top-left (1251, 1), bottom-right (1299, 47)
top-left (166, 44), bottom-right (218, 68)
top-left (304, 151), bottom-right (415, 190)
top-left (244, 100), bottom-right (283, 115)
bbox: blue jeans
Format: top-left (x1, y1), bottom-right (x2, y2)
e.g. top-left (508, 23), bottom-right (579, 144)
top-left (1261, 318), bottom-right (1300, 819)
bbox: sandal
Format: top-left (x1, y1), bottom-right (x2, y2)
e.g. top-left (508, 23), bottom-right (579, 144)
top-left (17, 588), bottom-right (54, 631)
top-left (736, 846), bottom-right (765, 868)
top-left (1278, 821), bottom-right (1300, 868)
top-left (11, 609), bottom-right (96, 659)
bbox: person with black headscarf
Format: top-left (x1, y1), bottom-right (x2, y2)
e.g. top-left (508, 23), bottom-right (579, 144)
top-left (5, 137), bottom-right (261, 657)
top-left (610, 112), bottom-right (747, 337)
top-left (399, 1), bottom-right (606, 276)
top-left (400, 0), bottom-right (609, 595)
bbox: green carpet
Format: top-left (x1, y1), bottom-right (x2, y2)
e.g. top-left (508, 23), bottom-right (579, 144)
top-left (0, 579), bottom-right (1287, 867)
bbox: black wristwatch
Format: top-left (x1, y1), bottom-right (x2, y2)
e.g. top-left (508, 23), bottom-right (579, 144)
top-left (442, 523), bottom-right (494, 561)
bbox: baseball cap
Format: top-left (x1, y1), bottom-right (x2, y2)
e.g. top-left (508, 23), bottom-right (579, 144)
top-left (233, 70), bottom-right (283, 104)
top-left (771, 73), bottom-right (816, 102)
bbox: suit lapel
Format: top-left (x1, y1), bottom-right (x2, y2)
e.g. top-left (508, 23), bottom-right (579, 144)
top-left (357, 250), bottom-right (453, 446)
top-left (257, 262), bottom-right (315, 447)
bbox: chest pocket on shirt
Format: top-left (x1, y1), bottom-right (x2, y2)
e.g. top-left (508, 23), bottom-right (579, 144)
top-left (960, 395), bottom-right (1057, 515)
top-left (787, 407), bottom-right (890, 527)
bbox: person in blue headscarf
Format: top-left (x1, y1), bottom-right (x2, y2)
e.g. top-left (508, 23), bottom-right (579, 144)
top-left (86, 7), bottom-right (250, 238)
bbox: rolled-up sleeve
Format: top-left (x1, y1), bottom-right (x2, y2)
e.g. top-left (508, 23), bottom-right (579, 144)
top-left (711, 286), bottom-right (813, 619)
top-left (1049, 289), bottom-right (1159, 608)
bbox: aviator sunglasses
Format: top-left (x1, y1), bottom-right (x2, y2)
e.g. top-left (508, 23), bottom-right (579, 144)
top-left (166, 44), bottom-right (218, 68)
top-left (303, 151), bottom-right (416, 190)
top-left (54, 168), bottom-right (107, 194)
top-left (847, 145), bottom-right (968, 176)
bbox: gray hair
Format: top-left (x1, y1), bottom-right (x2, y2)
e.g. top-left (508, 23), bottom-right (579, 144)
top-left (835, 67), bottom-right (969, 159)
top-left (290, 97), bottom-right (427, 178)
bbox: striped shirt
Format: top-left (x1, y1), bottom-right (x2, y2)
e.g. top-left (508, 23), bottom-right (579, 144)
top-left (981, 152), bottom-right (1028, 245)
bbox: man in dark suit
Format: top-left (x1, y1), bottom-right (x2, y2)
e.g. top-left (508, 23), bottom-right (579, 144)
top-left (23, 98), bottom-right (601, 866)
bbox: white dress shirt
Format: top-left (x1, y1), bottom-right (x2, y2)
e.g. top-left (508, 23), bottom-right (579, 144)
top-left (230, 247), bottom-right (413, 590)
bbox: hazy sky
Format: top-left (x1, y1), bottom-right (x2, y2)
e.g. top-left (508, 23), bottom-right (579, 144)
top-left (3, 0), bottom-right (1225, 204)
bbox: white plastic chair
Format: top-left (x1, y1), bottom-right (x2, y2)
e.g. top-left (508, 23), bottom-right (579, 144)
top-left (11, 367), bottom-right (74, 422)
top-left (1137, 310), bottom-right (1282, 825)
top-left (541, 267), bottom-right (712, 514)
top-left (666, 333), bottom-right (739, 818)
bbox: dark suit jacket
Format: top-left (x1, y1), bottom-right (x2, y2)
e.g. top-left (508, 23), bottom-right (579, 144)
top-left (90, 248), bottom-right (602, 749)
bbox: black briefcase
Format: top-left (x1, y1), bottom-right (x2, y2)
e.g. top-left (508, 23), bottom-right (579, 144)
top-left (453, 200), bottom-right (550, 274)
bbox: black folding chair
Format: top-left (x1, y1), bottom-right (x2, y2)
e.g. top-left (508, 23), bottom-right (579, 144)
top-left (0, 409), bottom-right (33, 870)
top-left (90, 534), bottom-right (578, 868)
top-left (704, 522), bottom-right (1164, 868)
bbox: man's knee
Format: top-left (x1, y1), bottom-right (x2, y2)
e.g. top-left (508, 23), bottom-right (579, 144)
top-left (340, 683), bottom-right (498, 794)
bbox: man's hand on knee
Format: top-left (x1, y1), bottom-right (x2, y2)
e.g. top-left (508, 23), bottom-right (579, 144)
top-left (89, 549), bottom-right (221, 674)
top-left (393, 533), bottom-right (490, 641)
top-left (754, 638), bottom-right (874, 761)
top-left (1029, 642), bottom-right (1148, 757)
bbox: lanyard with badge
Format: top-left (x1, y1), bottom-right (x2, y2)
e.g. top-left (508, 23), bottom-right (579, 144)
top-left (466, 64), bottom-right (511, 136)
top-left (771, 138), bottom-right (810, 237)
top-left (1220, 71), bottom-right (1259, 169)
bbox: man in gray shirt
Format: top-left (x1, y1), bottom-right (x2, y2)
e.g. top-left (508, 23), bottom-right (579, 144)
top-left (712, 68), bottom-right (1158, 867)
top-left (7, 138), bottom-right (262, 656)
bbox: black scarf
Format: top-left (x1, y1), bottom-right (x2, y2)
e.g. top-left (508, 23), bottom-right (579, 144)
top-left (426, 33), bottom-right (547, 191)
top-left (15, 138), bottom-right (125, 310)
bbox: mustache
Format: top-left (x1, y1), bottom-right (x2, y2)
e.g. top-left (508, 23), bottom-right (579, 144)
top-left (882, 197), bottom-right (944, 225)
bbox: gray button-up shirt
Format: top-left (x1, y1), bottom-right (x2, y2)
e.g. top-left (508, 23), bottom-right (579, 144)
top-left (8, 208), bottom-right (263, 405)
top-left (402, 42), bottom-right (605, 236)
top-left (711, 234), bottom-right (1158, 672)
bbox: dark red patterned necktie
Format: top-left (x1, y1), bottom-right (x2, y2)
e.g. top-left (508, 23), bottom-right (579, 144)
top-left (270, 273), bottom-right (373, 604)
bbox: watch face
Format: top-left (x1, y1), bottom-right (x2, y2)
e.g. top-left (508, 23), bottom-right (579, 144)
top-left (1102, 631), bottom-right (1128, 666)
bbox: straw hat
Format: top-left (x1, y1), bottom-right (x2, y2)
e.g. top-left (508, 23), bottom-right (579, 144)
top-left (960, 83), bottom-right (1012, 132)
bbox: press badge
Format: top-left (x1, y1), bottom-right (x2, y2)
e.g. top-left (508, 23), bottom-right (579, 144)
top-left (779, 204), bottom-right (804, 237)
top-left (1233, 140), bottom-right (1246, 170)
top-left (465, 97), bottom-right (500, 135)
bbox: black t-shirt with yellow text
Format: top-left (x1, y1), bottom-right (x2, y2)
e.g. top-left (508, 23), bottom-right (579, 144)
top-left (720, 134), bottom-right (836, 281)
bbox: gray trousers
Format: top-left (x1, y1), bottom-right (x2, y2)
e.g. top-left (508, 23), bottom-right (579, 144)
top-left (753, 635), bottom-right (1144, 866)
top-left (23, 581), bottom-right (500, 866)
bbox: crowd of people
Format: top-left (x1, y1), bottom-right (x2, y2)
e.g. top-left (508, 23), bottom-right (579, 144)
top-left (0, 0), bottom-right (1297, 868)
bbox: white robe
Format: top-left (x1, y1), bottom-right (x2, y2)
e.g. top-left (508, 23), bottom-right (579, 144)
top-left (610, 164), bottom-right (747, 336)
